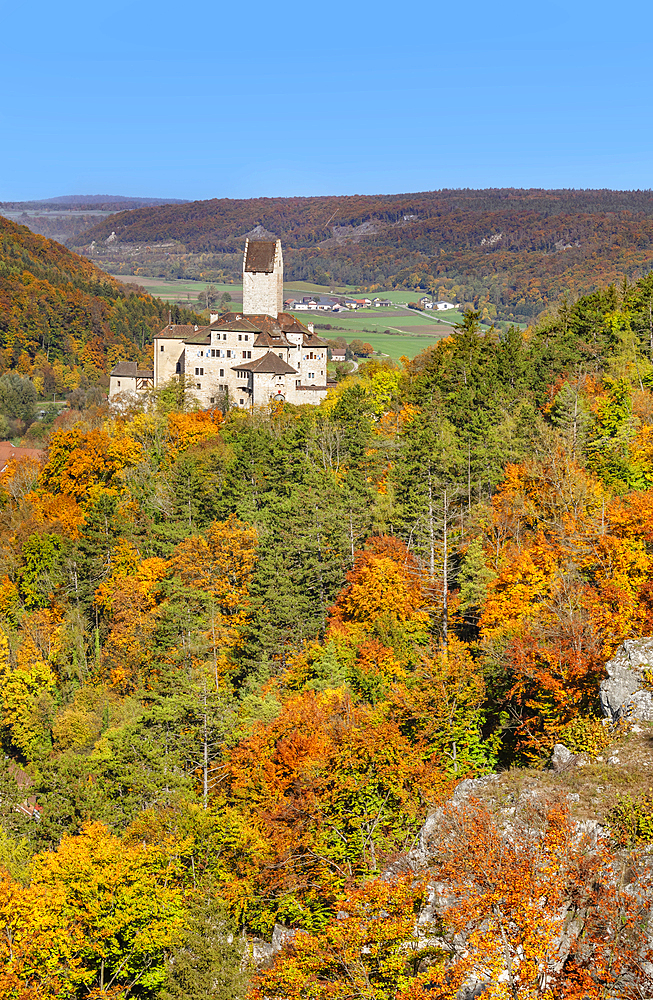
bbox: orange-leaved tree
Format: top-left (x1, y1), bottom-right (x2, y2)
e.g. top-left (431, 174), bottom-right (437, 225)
top-left (253, 799), bottom-right (653, 1000)
top-left (251, 875), bottom-right (429, 1000)
top-left (214, 688), bottom-right (450, 934)
top-left (406, 798), bottom-right (653, 999)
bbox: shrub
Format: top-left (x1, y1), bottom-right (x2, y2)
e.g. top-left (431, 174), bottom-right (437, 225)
top-left (607, 792), bottom-right (653, 845)
top-left (556, 715), bottom-right (622, 757)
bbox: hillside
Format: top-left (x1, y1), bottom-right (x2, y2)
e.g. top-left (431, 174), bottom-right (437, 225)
top-left (0, 195), bottom-right (189, 243)
top-left (0, 216), bottom-right (201, 409)
top-left (72, 188), bottom-right (653, 323)
top-left (2, 262), bottom-right (653, 993)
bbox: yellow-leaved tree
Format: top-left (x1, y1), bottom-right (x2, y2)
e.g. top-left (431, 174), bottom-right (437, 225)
top-left (0, 632), bottom-right (56, 762)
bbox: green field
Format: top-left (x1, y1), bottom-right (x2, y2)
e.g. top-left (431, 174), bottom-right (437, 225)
top-left (347, 331), bottom-right (449, 362)
top-left (111, 275), bottom-right (358, 302)
top-left (111, 275), bottom-right (517, 359)
top-left (113, 275), bottom-right (241, 306)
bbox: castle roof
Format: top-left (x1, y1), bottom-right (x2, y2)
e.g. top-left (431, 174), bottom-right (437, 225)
top-left (154, 324), bottom-right (207, 340)
top-left (183, 329), bottom-right (211, 345)
top-left (232, 352), bottom-right (298, 375)
top-left (244, 240), bottom-right (277, 273)
top-left (110, 361), bottom-right (154, 377)
top-left (253, 330), bottom-right (296, 349)
top-left (210, 317), bottom-right (263, 333)
top-left (302, 331), bottom-right (329, 347)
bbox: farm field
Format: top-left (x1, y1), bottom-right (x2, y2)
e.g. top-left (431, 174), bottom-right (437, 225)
top-left (111, 275), bottom-right (357, 303)
top-left (344, 331), bottom-right (450, 362)
top-left (298, 308), bottom-right (453, 337)
top-left (110, 275), bottom-right (515, 358)
top-left (112, 275), bottom-right (460, 315)
top-left (112, 274), bottom-right (241, 306)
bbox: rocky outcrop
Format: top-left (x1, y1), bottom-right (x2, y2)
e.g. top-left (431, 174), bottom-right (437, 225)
top-left (250, 923), bottom-right (295, 967)
top-left (551, 743), bottom-right (576, 771)
top-left (599, 638), bottom-right (653, 722)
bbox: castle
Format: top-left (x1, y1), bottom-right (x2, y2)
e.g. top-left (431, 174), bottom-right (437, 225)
top-left (109, 239), bottom-right (330, 408)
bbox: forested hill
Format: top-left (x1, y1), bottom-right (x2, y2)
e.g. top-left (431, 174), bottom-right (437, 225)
top-left (3, 267), bottom-right (653, 994)
top-left (72, 187), bottom-right (653, 322)
top-left (0, 216), bottom-right (201, 395)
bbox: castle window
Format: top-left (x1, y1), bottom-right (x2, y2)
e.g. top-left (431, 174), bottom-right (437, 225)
top-left (117, 381), bottom-right (121, 387)
top-left (308, 372), bottom-right (315, 379)
top-left (194, 367), bottom-right (204, 376)
top-left (226, 350), bottom-right (232, 358)
top-left (196, 383), bottom-right (201, 389)
top-left (160, 345), bottom-right (164, 352)
top-left (219, 368), bottom-right (224, 377)
top-left (238, 334), bottom-right (242, 341)
top-left (239, 399), bottom-right (244, 406)
top-left (247, 351), bottom-right (251, 358)
top-left (222, 333), bottom-right (227, 341)
top-left (210, 397), bottom-right (215, 404)
top-left (278, 353), bottom-right (283, 358)
top-left (175, 362), bottom-right (181, 373)
top-left (245, 335), bottom-right (249, 341)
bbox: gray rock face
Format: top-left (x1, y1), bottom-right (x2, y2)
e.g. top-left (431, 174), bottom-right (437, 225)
top-left (250, 923), bottom-right (295, 967)
top-left (551, 743), bottom-right (575, 771)
top-left (599, 638), bottom-right (653, 722)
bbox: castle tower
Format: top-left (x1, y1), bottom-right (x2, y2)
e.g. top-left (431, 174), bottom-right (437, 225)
top-left (242, 238), bottom-right (283, 317)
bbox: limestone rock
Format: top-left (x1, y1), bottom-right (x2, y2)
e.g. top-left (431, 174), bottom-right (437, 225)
top-left (551, 743), bottom-right (575, 771)
top-left (250, 923), bottom-right (295, 968)
top-left (418, 775), bottom-right (500, 857)
top-left (599, 638), bottom-right (653, 722)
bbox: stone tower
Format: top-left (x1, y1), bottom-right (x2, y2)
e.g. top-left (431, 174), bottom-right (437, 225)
top-left (242, 238), bottom-right (283, 317)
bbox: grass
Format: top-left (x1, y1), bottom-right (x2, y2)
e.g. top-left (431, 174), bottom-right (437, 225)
top-left (109, 275), bottom-right (513, 358)
top-left (111, 275), bottom-right (242, 306)
top-left (464, 722), bottom-right (653, 831)
top-left (352, 332), bottom-right (450, 362)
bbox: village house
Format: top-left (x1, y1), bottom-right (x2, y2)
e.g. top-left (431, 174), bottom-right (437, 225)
top-left (109, 239), bottom-right (330, 409)
top-left (109, 361), bottom-right (155, 394)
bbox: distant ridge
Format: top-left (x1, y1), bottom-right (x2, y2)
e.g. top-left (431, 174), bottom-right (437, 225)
top-left (68, 188), bottom-right (653, 323)
top-left (46, 195), bottom-right (189, 205)
top-left (0, 195), bottom-right (189, 210)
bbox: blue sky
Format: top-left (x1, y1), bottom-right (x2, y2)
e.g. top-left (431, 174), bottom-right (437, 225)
top-left (1, 0), bottom-right (651, 201)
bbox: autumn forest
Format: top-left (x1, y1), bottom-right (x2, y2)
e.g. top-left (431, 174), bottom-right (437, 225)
top-left (73, 188), bottom-right (653, 323)
top-left (2, 213), bottom-right (653, 997)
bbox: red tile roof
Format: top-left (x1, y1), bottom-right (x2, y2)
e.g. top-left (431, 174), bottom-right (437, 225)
top-left (0, 443), bottom-right (45, 470)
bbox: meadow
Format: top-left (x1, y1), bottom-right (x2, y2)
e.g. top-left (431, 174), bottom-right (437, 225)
top-left (339, 331), bottom-right (450, 362)
top-left (111, 275), bottom-right (474, 358)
